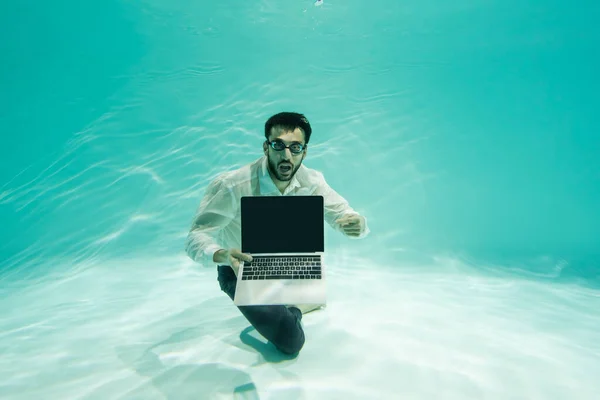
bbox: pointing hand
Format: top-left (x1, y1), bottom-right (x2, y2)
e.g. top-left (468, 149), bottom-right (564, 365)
top-left (335, 214), bottom-right (364, 237)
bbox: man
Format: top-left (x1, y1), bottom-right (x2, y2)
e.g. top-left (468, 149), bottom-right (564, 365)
top-left (185, 112), bottom-right (370, 355)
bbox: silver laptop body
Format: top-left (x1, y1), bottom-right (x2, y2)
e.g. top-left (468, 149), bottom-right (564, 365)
top-left (233, 195), bottom-right (326, 306)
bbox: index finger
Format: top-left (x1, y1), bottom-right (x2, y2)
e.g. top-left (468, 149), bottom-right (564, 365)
top-left (336, 216), bottom-right (350, 224)
top-left (338, 215), bottom-right (359, 225)
top-left (241, 253), bottom-right (253, 262)
top-left (230, 249), bottom-right (252, 262)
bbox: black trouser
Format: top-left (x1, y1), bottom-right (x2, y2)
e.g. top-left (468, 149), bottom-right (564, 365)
top-left (217, 265), bottom-right (306, 355)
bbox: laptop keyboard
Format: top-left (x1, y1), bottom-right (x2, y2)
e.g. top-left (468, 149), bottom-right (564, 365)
top-left (241, 255), bottom-right (322, 281)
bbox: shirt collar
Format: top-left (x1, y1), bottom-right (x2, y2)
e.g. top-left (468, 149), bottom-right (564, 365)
top-left (259, 156), bottom-right (301, 195)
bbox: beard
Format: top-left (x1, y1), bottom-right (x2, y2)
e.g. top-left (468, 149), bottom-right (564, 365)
top-left (267, 155), bottom-right (300, 181)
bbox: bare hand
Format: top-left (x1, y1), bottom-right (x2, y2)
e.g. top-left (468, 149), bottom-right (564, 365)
top-left (335, 214), bottom-right (364, 237)
top-left (226, 248), bottom-right (253, 276)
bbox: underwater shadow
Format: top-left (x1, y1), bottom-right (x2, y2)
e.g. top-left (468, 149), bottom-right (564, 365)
top-left (116, 344), bottom-right (260, 399)
top-left (113, 300), bottom-right (302, 399)
top-left (238, 325), bottom-right (300, 364)
top-left (139, 317), bottom-right (300, 365)
top-left (138, 296), bottom-right (300, 364)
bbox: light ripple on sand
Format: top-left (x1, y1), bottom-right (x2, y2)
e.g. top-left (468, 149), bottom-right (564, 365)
top-left (0, 255), bottom-right (599, 399)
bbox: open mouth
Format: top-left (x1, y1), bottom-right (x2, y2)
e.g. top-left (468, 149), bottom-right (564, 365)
top-left (279, 164), bottom-right (292, 173)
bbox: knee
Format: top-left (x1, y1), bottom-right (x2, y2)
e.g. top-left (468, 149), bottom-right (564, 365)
top-left (274, 326), bottom-right (305, 355)
top-left (276, 333), bottom-right (305, 355)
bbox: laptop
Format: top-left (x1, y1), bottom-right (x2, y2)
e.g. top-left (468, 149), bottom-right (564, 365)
top-left (233, 195), bottom-right (327, 306)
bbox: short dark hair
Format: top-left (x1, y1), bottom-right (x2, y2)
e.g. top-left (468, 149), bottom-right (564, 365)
top-left (264, 112), bottom-right (312, 144)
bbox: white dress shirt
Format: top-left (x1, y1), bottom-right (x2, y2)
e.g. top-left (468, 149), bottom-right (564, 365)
top-left (185, 155), bottom-right (370, 266)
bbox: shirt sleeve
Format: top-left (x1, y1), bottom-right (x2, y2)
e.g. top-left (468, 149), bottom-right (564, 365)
top-left (185, 176), bottom-right (237, 265)
top-left (313, 172), bottom-right (370, 239)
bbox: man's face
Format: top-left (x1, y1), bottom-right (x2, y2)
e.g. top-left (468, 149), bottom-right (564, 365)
top-left (263, 127), bottom-right (307, 182)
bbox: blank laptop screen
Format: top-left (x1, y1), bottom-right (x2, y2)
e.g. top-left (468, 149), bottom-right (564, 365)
top-left (241, 195), bottom-right (324, 254)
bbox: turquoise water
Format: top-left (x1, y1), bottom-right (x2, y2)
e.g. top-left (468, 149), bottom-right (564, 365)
top-left (1, 1), bottom-right (599, 398)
